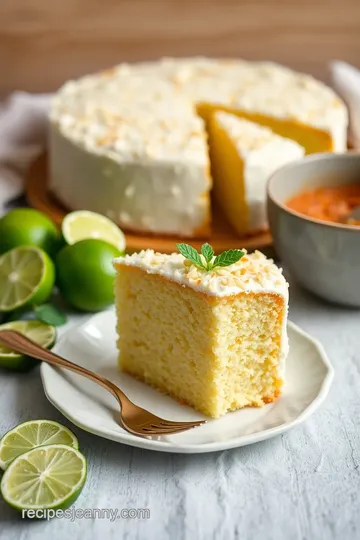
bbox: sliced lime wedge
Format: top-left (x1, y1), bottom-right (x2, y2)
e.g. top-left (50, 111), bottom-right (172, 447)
top-left (1, 444), bottom-right (87, 512)
top-left (62, 210), bottom-right (126, 252)
top-left (0, 246), bottom-right (55, 312)
top-left (0, 320), bottom-right (56, 372)
top-left (0, 420), bottom-right (78, 470)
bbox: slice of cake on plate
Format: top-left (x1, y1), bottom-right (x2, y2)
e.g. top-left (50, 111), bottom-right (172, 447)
top-left (113, 244), bottom-right (289, 418)
top-left (209, 112), bottom-right (304, 236)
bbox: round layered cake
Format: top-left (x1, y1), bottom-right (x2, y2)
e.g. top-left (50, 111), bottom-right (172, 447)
top-left (49, 57), bottom-right (348, 237)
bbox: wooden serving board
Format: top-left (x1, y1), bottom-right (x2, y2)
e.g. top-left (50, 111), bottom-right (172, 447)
top-left (26, 153), bottom-right (272, 254)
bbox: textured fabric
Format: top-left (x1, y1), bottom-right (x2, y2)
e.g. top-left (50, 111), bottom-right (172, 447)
top-left (331, 61), bottom-right (360, 147)
top-left (0, 92), bottom-right (51, 216)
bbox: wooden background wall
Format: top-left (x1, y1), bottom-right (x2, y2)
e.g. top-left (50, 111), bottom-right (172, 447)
top-left (0, 0), bottom-right (359, 94)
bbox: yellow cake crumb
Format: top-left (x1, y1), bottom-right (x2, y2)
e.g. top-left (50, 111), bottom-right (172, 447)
top-left (113, 249), bottom-right (289, 418)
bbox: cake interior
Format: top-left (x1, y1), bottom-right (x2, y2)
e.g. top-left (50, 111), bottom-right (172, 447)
top-left (115, 265), bottom-right (285, 418)
top-left (197, 103), bottom-right (333, 155)
top-left (207, 113), bottom-right (250, 236)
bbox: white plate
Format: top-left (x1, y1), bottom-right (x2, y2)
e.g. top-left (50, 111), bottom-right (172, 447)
top-left (41, 311), bottom-right (333, 454)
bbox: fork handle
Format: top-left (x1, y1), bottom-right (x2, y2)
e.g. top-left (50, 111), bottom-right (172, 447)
top-left (0, 329), bottom-right (132, 407)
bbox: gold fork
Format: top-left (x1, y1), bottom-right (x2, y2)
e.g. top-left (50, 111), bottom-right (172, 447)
top-left (0, 330), bottom-right (206, 437)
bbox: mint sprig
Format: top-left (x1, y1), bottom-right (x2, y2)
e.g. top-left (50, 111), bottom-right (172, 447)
top-left (212, 249), bottom-right (245, 269)
top-left (177, 243), bottom-right (244, 271)
top-left (201, 243), bottom-right (214, 263)
top-left (176, 244), bottom-right (204, 268)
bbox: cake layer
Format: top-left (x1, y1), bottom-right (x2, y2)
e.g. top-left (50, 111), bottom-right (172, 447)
top-left (50, 57), bottom-right (348, 236)
top-left (114, 248), bottom-right (289, 418)
top-left (209, 112), bottom-right (304, 235)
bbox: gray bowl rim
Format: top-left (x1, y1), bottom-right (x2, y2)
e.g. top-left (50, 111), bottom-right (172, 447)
top-left (267, 151), bottom-right (360, 233)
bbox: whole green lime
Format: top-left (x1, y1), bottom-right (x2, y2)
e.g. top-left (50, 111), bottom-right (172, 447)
top-left (0, 208), bottom-right (59, 256)
top-left (56, 239), bottom-right (121, 312)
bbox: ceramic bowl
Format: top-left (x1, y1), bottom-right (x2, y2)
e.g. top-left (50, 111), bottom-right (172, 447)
top-left (267, 152), bottom-right (360, 307)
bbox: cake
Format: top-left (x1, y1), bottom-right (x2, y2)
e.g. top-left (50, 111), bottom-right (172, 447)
top-left (50, 57), bottom-right (348, 237)
top-left (209, 112), bottom-right (305, 235)
top-left (113, 245), bottom-right (289, 418)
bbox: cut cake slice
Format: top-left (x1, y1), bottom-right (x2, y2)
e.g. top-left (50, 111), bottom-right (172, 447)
top-left (113, 248), bottom-right (289, 418)
top-left (208, 112), bottom-right (304, 236)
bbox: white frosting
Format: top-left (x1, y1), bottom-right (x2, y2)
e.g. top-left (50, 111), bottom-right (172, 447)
top-left (51, 85), bottom-right (207, 164)
top-left (51, 58), bottom-right (348, 157)
top-left (49, 125), bottom-right (210, 236)
top-left (113, 248), bottom-right (288, 298)
top-left (216, 112), bottom-right (304, 231)
top-left (50, 57), bottom-right (348, 236)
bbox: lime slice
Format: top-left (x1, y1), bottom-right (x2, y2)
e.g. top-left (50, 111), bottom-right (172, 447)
top-left (0, 320), bottom-right (56, 372)
top-left (1, 444), bottom-right (87, 511)
top-left (62, 210), bottom-right (126, 252)
top-left (0, 246), bottom-right (55, 312)
top-left (0, 420), bottom-right (78, 470)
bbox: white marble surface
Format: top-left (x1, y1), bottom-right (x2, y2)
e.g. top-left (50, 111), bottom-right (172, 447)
top-left (0, 274), bottom-right (360, 539)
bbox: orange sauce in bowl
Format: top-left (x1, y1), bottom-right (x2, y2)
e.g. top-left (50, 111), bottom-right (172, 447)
top-left (286, 184), bottom-right (360, 225)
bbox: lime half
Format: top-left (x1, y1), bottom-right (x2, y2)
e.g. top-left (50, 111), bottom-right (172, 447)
top-left (1, 444), bottom-right (87, 512)
top-left (0, 320), bottom-right (56, 371)
top-left (62, 210), bottom-right (126, 252)
top-left (0, 246), bottom-right (55, 312)
top-left (0, 420), bottom-right (78, 470)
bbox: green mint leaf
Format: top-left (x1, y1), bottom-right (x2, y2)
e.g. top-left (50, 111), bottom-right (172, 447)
top-left (201, 243), bottom-right (214, 264)
top-left (34, 304), bottom-right (67, 327)
top-left (176, 243), bottom-right (206, 269)
top-left (212, 249), bottom-right (245, 269)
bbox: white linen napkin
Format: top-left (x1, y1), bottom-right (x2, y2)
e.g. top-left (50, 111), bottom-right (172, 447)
top-left (330, 61), bottom-right (360, 148)
top-left (0, 91), bottom-right (51, 216)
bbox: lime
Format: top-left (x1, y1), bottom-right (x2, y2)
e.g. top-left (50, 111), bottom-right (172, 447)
top-left (62, 210), bottom-right (126, 253)
top-left (1, 444), bottom-right (87, 512)
top-left (0, 320), bottom-right (56, 371)
top-left (0, 208), bottom-right (59, 256)
top-left (0, 246), bottom-right (55, 312)
top-left (0, 420), bottom-right (78, 470)
top-left (56, 239), bottom-right (121, 312)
